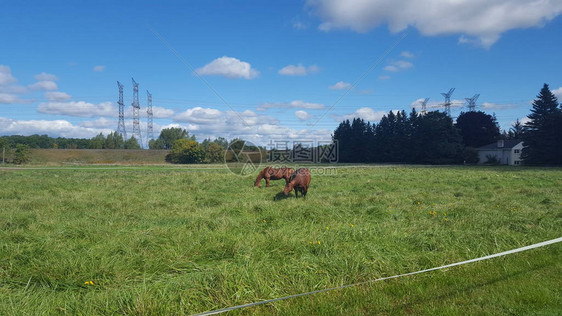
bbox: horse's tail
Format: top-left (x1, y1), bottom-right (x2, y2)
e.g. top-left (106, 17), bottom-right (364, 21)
top-left (254, 169), bottom-right (265, 186)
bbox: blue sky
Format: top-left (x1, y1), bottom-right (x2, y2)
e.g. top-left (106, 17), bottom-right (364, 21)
top-left (1, 0), bottom-right (561, 146)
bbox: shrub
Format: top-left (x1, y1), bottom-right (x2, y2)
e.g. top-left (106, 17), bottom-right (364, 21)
top-left (166, 139), bottom-right (204, 164)
top-left (485, 154), bottom-right (500, 165)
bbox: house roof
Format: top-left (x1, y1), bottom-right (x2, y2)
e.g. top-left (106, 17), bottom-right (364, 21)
top-left (477, 139), bottom-right (522, 150)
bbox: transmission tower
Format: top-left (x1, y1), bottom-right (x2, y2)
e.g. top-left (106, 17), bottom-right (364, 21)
top-left (465, 94), bottom-right (480, 112)
top-left (420, 97), bottom-right (430, 115)
top-left (441, 88), bottom-right (455, 116)
top-left (116, 81), bottom-right (127, 140)
top-left (146, 90), bottom-right (153, 142)
top-left (131, 78), bottom-right (143, 148)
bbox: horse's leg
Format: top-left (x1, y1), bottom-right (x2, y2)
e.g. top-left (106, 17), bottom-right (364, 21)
top-left (266, 176), bottom-right (271, 187)
top-left (294, 187), bottom-right (299, 198)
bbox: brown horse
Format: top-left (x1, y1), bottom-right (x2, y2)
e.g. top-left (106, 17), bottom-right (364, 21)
top-left (254, 167), bottom-right (294, 187)
top-left (283, 168), bottom-right (311, 198)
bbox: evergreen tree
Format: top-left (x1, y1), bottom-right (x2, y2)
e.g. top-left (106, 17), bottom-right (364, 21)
top-left (350, 118), bottom-right (369, 162)
top-left (505, 119), bottom-right (524, 140)
top-left (158, 127), bottom-right (192, 149)
top-left (411, 111), bottom-right (463, 164)
top-left (213, 137), bottom-right (229, 149)
top-left (521, 84), bottom-right (561, 164)
top-left (148, 138), bottom-right (165, 149)
top-left (374, 111), bottom-right (404, 162)
top-left (105, 131), bottom-right (125, 149)
top-left (332, 120), bottom-right (353, 162)
top-left (124, 137), bottom-right (141, 149)
top-left (90, 133), bottom-right (105, 149)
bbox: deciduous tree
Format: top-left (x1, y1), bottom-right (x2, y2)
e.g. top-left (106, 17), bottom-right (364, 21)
top-left (166, 139), bottom-right (204, 164)
top-left (455, 111), bottom-right (500, 147)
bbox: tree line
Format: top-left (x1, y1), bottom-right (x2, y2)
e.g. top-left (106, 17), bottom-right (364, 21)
top-left (1, 84), bottom-right (559, 165)
top-left (332, 83), bottom-right (561, 165)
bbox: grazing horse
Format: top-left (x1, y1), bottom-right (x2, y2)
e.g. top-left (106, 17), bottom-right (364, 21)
top-left (283, 168), bottom-right (311, 198)
top-left (254, 167), bottom-right (294, 187)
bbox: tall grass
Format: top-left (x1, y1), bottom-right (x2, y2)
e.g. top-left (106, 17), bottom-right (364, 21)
top-left (0, 165), bottom-right (560, 315)
top-left (27, 149), bottom-right (169, 165)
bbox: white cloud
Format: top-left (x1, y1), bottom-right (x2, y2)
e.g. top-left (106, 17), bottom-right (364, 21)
top-left (93, 65), bottom-right (106, 72)
top-left (0, 117), bottom-right (112, 138)
top-left (309, 0), bottom-right (562, 48)
top-left (0, 65), bottom-right (17, 85)
top-left (175, 107), bottom-right (274, 129)
top-left (171, 106), bottom-right (326, 145)
top-left (293, 21), bottom-right (308, 30)
top-left (0, 67), bottom-right (32, 102)
top-left (0, 93), bottom-right (17, 104)
top-left (29, 80), bottom-right (58, 91)
top-left (196, 56), bottom-right (259, 79)
top-left (520, 116), bottom-right (532, 125)
top-left (401, 51), bottom-right (415, 58)
top-left (329, 81), bottom-right (352, 90)
top-left (257, 100), bottom-right (325, 111)
top-left (174, 107), bottom-right (223, 124)
top-left (278, 64), bottom-right (320, 76)
top-left (121, 105), bottom-right (175, 120)
top-left (80, 117), bottom-right (115, 128)
top-left (339, 107), bottom-right (390, 122)
top-left (174, 107), bottom-right (310, 144)
top-left (383, 65), bottom-right (399, 72)
top-left (150, 106), bottom-right (175, 119)
top-left (34, 72), bottom-right (58, 81)
top-left (384, 60), bottom-right (413, 72)
top-left (378, 75), bottom-right (391, 80)
top-left (410, 98), bottom-right (465, 110)
top-left (37, 101), bottom-right (116, 117)
top-left (552, 87), bottom-right (562, 100)
top-left (45, 91), bottom-right (72, 101)
top-left (0, 93), bottom-right (32, 104)
top-left (481, 102), bottom-right (517, 110)
top-left (295, 110), bottom-right (313, 121)
top-left (0, 85), bottom-right (27, 94)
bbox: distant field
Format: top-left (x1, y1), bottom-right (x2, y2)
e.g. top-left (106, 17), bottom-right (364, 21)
top-left (27, 149), bottom-right (170, 165)
top-left (0, 165), bottom-right (560, 315)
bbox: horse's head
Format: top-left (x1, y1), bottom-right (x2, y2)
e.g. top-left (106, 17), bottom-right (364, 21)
top-left (283, 182), bottom-right (294, 196)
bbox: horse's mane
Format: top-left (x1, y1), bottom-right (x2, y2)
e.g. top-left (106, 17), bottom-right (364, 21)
top-left (289, 168), bottom-right (302, 182)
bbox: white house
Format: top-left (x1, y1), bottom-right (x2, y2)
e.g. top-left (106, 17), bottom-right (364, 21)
top-left (476, 140), bottom-right (523, 165)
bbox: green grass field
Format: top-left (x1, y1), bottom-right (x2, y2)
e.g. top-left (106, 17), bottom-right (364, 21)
top-left (1, 165), bottom-right (561, 315)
